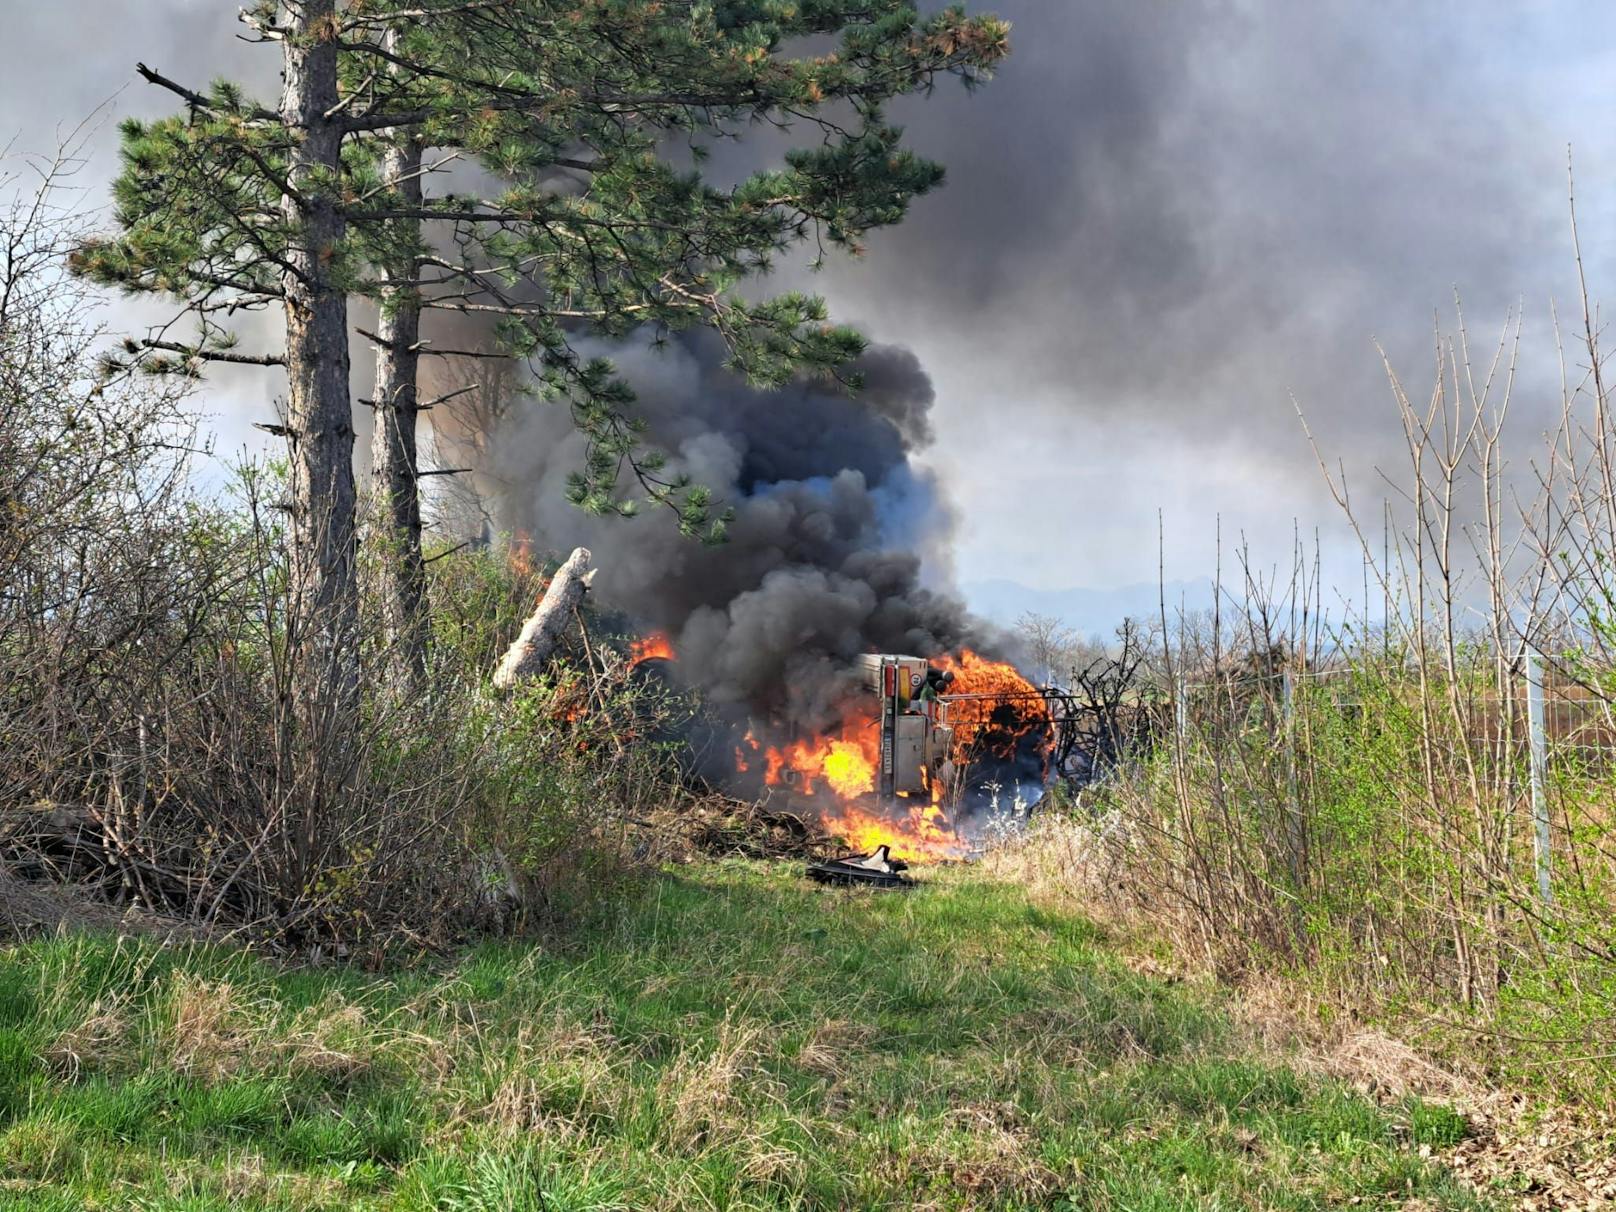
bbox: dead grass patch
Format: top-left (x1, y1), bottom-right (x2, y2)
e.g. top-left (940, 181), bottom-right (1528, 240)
top-left (794, 1018), bottom-right (877, 1079)
top-left (481, 1074), bottom-right (591, 1141)
top-left (980, 812), bottom-right (1129, 913)
top-left (1230, 976), bottom-right (1473, 1102)
top-left (448, 1009), bottom-right (626, 1140)
top-left (44, 996), bottom-right (129, 1080)
top-left (160, 1150), bottom-right (352, 1207)
top-left (166, 975), bottom-right (253, 1081)
top-left (908, 1100), bottom-right (1061, 1205)
top-left (658, 1018), bottom-right (771, 1152)
top-left (1316, 1028), bottom-right (1470, 1103)
top-left (275, 1000), bottom-right (378, 1085)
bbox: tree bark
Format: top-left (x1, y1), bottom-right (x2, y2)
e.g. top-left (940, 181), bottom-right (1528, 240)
top-left (370, 99), bottom-right (428, 689)
top-left (493, 547), bottom-right (596, 689)
top-left (281, 0), bottom-right (359, 710)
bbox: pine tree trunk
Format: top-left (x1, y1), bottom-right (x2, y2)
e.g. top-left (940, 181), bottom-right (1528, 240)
top-left (280, 4), bottom-right (358, 732)
top-left (370, 127), bottom-right (428, 690)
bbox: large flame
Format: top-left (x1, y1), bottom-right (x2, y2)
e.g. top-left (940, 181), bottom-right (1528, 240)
top-left (751, 648), bottom-right (1049, 863)
top-left (818, 797), bottom-right (965, 861)
top-left (763, 713), bottom-right (879, 800)
top-left (629, 632), bottom-right (676, 668)
top-left (931, 649), bottom-right (1054, 765)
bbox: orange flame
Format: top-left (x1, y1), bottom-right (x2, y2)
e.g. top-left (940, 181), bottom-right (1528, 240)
top-left (763, 713), bottom-right (879, 799)
top-left (760, 708), bottom-right (965, 859)
top-left (735, 729), bottom-right (761, 774)
top-left (629, 632), bottom-right (676, 668)
top-left (748, 648), bottom-right (1049, 863)
top-left (931, 649), bottom-right (1053, 765)
top-left (551, 672), bottom-right (589, 726)
top-left (817, 798), bottom-right (966, 861)
top-left (509, 529), bottom-right (535, 578)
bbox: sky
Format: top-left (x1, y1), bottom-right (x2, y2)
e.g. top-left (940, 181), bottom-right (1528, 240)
top-left (7, 1), bottom-right (1616, 604)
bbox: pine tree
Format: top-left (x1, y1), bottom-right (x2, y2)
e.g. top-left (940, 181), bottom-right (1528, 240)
top-left (369, 23), bottom-right (430, 690)
top-left (74, 0), bottom-right (1009, 699)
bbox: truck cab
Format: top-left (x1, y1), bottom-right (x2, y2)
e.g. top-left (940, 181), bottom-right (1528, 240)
top-left (853, 654), bottom-right (957, 801)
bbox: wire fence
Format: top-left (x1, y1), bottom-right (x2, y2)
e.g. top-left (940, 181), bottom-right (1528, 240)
top-left (1162, 653), bottom-right (1616, 910)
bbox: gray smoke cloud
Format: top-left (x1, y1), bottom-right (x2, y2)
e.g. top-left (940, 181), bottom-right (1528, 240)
top-left (780, 2), bottom-right (1616, 592)
top-left (486, 331), bottom-right (997, 732)
top-left (10, 1), bottom-right (1616, 604)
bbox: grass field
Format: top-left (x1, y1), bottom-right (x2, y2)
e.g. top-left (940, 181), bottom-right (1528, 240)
top-left (0, 861), bottom-right (1492, 1210)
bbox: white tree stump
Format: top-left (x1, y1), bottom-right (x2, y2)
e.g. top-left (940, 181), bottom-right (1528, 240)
top-left (492, 546), bottom-right (596, 689)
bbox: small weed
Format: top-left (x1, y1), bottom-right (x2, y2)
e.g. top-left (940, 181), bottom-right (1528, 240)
top-left (1410, 1100), bottom-right (1471, 1148)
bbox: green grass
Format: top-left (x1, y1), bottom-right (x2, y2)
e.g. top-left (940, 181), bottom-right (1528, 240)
top-left (0, 862), bottom-right (1493, 1210)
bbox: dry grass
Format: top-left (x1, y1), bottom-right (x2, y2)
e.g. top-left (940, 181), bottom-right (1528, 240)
top-left (276, 1000), bottom-right (379, 1084)
top-left (793, 1018), bottom-right (878, 1079)
top-left (44, 996), bottom-right (129, 1080)
top-left (0, 866), bottom-right (207, 945)
top-left (453, 1010), bottom-right (620, 1142)
top-left (978, 810), bottom-right (1123, 909)
top-left (156, 972), bottom-right (409, 1089)
top-left (1228, 975), bottom-right (1473, 1101)
top-left (657, 1017), bottom-right (772, 1151)
top-left (924, 1100), bottom-right (1061, 1204)
top-left (167, 976), bottom-right (253, 1081)
top-left (481, 1073), bottom-right (591, 1142)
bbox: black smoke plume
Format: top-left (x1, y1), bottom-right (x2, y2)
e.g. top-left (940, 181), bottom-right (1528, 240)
top-left (478, 330), bottom-right (1000, 739)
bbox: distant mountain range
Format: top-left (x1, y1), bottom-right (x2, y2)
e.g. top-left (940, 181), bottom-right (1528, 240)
top-left (961, 577), bottom-right (1216, 639)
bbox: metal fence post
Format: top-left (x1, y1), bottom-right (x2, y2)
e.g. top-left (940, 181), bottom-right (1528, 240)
top-left (1282, 667), bottom-right (1302, 886)
top-left (1174, 673), bottom-right (1189, 765)
top-left (1525, 647), bottom-right (1553, 906)
top-left (1166, 671), bottom-right (1191, 873)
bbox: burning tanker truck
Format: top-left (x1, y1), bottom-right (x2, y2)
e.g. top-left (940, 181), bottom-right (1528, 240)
top-left (481, 334), bottom-right (1072, 862)
top-left (496, 549), bottom-right (1063, 863)
top-left (722, 649), bottom-right (1059, 861)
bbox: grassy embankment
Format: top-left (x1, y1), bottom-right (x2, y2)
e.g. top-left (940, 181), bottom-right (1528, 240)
top-left (0, 861), bottom-right (1489, 1211)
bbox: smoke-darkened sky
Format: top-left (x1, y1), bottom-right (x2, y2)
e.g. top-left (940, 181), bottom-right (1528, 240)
top-left (9, 2), bottom-right (1616, 599)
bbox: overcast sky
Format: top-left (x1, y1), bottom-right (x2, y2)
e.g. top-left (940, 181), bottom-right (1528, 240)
top-left (8, 2), bottom-right (1616, 599)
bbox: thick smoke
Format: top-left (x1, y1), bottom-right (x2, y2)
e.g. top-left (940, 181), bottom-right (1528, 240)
top-left (763, 2), bottom-right (1616, 590)
top-left (17, 2), bottom-right (1616, 600)
top-left (485, 331), bottom-right (995, 733)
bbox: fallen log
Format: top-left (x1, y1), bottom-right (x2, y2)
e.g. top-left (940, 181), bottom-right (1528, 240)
top-left (492, 546), bottom-right (596, 689)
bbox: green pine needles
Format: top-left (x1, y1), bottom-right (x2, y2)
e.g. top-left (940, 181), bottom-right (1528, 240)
top-left (79, 1), bottom-right (1005, 519)
top-left (72, 0), bottom-right (1008, 674)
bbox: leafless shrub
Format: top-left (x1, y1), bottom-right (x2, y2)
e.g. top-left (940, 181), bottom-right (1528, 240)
top-left (1044, 171), bottom-right (1616, 1104)
top-left (0, 139), bottom-right (684, 946)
